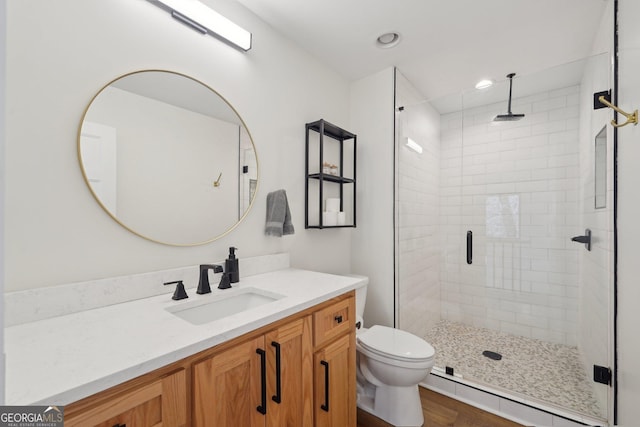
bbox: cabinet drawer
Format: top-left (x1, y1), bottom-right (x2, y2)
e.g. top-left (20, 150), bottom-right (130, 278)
top-left (313, 297), bottom-right (354, 348)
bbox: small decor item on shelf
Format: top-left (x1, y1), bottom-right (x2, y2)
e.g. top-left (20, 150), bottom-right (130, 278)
top-left (322, 162), bottom-right (338, 175)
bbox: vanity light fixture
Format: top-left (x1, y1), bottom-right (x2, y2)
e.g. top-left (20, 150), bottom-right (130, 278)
top-left (148, 0), bottom-right (252, 51)
top-left (405, 137), bottom-right (423, 154)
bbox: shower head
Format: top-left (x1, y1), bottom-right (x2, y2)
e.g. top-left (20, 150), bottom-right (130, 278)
top-left (494, 112), bottom-right (526, 121)
top-left (493, 72), bottom-right (525, 122)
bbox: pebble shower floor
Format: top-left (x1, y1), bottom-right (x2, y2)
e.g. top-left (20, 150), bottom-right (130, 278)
top-left (424, 320), bottom-right (603, 420)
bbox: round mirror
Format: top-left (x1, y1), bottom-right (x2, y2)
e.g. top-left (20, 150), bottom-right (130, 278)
top-left (78, 70), bottom-right (258, 246)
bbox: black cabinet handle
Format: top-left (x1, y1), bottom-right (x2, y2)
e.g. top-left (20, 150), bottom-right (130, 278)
top-left (466, 230), bottom-right (473, 264)
top-left (334, 315), bottom-right (343, 324)
top-left (271, 341), bottom-right (282, 404)
top-left (320, 360), bottom-right (330, 412)
top-left (256, 349), bottom-right (267, 415)
top-left (112, 424), bottom-right (126, 427)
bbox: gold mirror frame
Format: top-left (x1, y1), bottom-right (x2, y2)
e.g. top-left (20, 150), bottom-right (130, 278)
top-left (77, 70), bottom-right (259, 246)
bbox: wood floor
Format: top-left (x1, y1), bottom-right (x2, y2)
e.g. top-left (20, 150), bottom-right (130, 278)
top-left (357, 386), bottom-right (524, 427)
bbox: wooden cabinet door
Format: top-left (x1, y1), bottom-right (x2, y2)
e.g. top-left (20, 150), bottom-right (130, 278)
top-left (65, 369), bottom-right (187, 427)
top-left (314, 333), bottom-right (356, 427)
top-left (193, 335), bottom-right (266, 427)
top-left (265, 316), bottom-right (313, 427)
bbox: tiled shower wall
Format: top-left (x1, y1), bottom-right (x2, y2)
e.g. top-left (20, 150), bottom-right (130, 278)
top-left (395, 71), bottom-right (441, 337)
top-left (439, 85), bottom-right (582, 346)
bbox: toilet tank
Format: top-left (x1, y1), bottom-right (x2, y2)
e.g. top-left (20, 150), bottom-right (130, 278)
top-left (349, 275), bottom-right (369, 319)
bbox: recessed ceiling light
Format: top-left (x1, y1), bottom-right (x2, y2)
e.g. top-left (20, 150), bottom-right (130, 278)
top-left (376, 32), bottom-right (401, 49)
top-left (475, 79), bottom-right (493, 90)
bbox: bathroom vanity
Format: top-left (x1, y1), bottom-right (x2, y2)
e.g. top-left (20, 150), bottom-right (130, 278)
top-left (4, 260), bottom-right (362, 427)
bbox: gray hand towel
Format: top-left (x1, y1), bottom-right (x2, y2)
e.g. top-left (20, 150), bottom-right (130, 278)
top-left (265, 189), bottom-right (295, 236)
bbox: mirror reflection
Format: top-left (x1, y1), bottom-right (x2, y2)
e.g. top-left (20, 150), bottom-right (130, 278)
top-left (79, 70), bottom-right (258, 246)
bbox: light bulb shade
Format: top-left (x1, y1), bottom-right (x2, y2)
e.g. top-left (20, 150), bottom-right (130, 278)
top-left (149, 0), bottom-right (252, 51)
top-left (404, 137), bottom-right (423, 154)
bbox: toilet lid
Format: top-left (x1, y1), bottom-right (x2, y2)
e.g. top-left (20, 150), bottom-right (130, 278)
top-left (357, 325), bottom-right (435, 362)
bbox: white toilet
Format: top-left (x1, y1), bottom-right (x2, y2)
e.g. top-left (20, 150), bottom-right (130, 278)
top-left (354, 279), bottom-right (435, 427)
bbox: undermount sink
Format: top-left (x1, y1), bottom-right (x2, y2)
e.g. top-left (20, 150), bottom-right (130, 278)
top-left (166, 287), bottom-right (285, 325)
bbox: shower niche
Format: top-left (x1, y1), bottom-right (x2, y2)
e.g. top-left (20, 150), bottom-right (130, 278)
top-left (595, 125), bottom-right (607, 209)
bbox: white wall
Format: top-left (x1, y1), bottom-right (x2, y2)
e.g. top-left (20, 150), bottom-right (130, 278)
top-left (395, 70), bottom-right (442, 337)
top-left (350, 67), bottom-right (395, 327)
top-left (616, 0), bottom-right (640, 424)
top-left (0, 0), bottom-right (6, 405)
top-left (4, 0), bottom-right (353, 292)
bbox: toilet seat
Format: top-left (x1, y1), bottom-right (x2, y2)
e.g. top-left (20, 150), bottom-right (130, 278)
top-left (357, 325), bottom-right (435, 363)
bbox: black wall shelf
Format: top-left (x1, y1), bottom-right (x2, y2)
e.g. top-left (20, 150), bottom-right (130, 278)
top-left (305, 119), bottom-right (357, 229)
top-left (307, 173), bottom-right (355, 184)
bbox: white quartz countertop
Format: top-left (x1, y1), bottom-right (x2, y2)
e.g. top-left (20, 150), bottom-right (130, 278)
top-left (5, 268), bottom-right (365, 405)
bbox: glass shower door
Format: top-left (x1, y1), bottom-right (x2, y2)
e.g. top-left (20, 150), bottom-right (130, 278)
top-left (395, 54), bottom-right (614, 422)
top-left (452, 56), bottom-right (613, 420)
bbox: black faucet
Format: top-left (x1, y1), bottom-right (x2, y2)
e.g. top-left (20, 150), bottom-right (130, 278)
top-left (218, 272), bottom-right (232, 290)
top-left (197, 264), bottom-right (223, 294)
top-left (164, 280), bottom-right (188, 300)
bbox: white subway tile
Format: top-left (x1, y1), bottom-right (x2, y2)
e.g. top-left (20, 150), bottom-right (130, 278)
top-left (500, 321), bottom-right (533, 338)
top-left (549, 154), bottom-right (579, 168)
top-left (532, 120), bottom-right (567, 135)
top-left (516, 180), bottom-right (549, 192)
top-left (516, 312), bottom-right (549, 329)
top-left (533, 96), bottom-right (567, 113)
top-left (550, 85), bottom-right (579, 97)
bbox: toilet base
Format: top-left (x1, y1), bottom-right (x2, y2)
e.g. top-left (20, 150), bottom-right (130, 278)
top-left (356, 383), bottom-right (424, 427)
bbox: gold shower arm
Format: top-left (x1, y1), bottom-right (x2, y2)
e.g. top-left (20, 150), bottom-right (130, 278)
top-left (598, 95), bottom-right (638, 128)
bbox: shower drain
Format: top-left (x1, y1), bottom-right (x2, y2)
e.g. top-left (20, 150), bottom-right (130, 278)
top-left (482, 350), bottom-right (502, 361)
